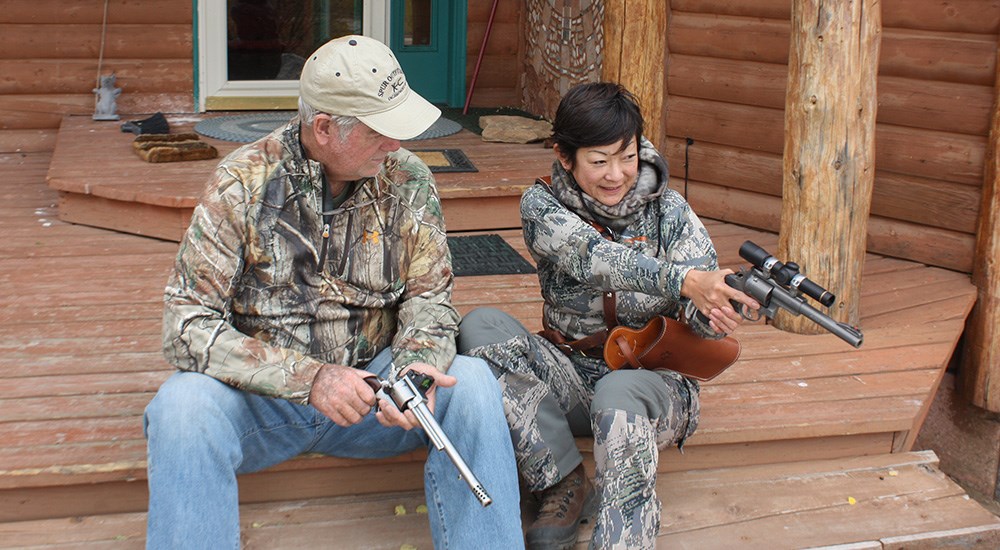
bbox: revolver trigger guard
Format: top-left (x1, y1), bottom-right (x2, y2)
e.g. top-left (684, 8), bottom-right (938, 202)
top-left (740, 304), bottom-right (762, 322)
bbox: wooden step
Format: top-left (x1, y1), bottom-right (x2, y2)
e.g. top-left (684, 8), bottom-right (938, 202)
top-left (2, 452), bottom-right (997, 549)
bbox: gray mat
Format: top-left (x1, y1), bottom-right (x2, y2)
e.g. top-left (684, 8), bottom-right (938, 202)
top-left (195, 112), bottom-right (296, 142)
top-left (195, 112), bottom-right (462, 143)
top-left (410, 117), bottom-right (462, 141)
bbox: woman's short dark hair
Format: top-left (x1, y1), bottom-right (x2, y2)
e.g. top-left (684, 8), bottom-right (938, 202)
top-left (552, 82), bottom-right (644, 169)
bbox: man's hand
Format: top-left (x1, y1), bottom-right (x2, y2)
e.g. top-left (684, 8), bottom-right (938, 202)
top-left (373, 362), bottom-right (457, 431)
top-left (309, 363), bottom-right (379, 427)
top-left (681, 269), bottom-right (760, 335)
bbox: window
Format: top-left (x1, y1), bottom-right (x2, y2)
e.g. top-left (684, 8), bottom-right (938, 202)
top-left (197, 0), bottom-right (389, 110)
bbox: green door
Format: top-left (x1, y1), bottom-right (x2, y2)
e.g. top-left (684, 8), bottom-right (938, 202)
top-left (389, 0), bottom-right (466, 107)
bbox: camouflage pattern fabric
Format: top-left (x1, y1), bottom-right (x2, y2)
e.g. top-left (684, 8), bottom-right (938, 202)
top-left (473, 139), bottom-right (712, 548)
top-left (465, 333), bottom-right (589, 489)
top-left (162, 120), bottom-right (458, 404)
top-left (465, 332), bottom-right (699, 549)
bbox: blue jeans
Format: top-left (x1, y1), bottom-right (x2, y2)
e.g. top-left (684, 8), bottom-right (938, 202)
top-left (144, 349), bottom-right (524, 549)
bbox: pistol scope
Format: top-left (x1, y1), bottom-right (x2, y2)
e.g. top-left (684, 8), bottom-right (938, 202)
top-left (738, 241), bottom-right (836, 307)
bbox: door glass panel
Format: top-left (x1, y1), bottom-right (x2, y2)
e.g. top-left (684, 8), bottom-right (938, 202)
top-left (227, 0), bottom-right (363, 81)
top-left (403, 0), bottom-right (432, 46)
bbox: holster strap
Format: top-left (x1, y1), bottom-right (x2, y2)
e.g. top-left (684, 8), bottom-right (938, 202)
top-left (615, 335), bottom-right (645, 370)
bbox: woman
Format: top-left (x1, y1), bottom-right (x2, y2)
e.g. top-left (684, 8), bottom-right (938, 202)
top-left (457, 82), bottom-right (757, 550)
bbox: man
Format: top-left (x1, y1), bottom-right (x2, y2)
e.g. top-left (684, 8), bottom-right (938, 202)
top-left (144, 35), bottom-right (523, 549)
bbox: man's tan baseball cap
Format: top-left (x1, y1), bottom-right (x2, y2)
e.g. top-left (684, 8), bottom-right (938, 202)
top-left (299, 35), bottom-right (441, 140)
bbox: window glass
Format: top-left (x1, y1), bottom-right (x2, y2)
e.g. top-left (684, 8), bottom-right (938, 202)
top-left (403, 0), bottom-right (432, 46)
top-left (227, 0), bottom-right (363, 81)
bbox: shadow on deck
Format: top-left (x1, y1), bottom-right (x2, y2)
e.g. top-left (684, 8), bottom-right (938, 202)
top-left (0, 115), bottom-right (997, 547)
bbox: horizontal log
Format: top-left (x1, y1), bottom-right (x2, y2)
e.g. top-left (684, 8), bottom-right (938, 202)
top-left (0, 24), bottom-right (191, 60)
top-left (671, 177), bottom-right (782, 231)
top-left (668, 11), bottom-right (790, 64)
top-left (872, 171), bottom-right (980, 234)
top-left (678, 178), bottom-right (976, 272)
top-left (668, 54), bottom-right (787, 109)
top-left (467, 87), bottom-right (521, 109)
top-left (669, 55), bottom-right (994, 136)
top-left (881, 28), bottom-right (997, 86)
top-left (669, 12), bottom-right (996, 85)
top-left (663, 138), bottom-right (978, 233)
top-left (672, 0), bottom-right (1000, 34)
top-left (666, 96), bottom-right (785, 153)
top-left (669, 97), bottom-right (987, 186)
top-left (464, 55), bottom-right (521, 87)
top-left (670, 0), bottom-right (791, 20)
top-left (876, 123), bottom-right (986, 186)
top-left (0, 59), bottom-right (193, 95)
top-left (867, 216), bottom-right (976, 273)
top-left (0, 0), bottom-right (192, 24)
top-left (0, 94), bottom-right (194, 130)
top-left (882, 0), bottom-right (1000, 34)
top-left (878, 76), bottom-right (993, 136)
top-left (0, 108), bottom-right (64, 130)
top-left (663, 137), bottom-right (783, 197)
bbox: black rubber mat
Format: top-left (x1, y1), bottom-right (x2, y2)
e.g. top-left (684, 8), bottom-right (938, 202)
top-left (448, 234), bottom-right (536, 277)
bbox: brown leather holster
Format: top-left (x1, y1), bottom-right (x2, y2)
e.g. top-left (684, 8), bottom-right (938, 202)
top-left (603, 316), bottom-right (741, 381)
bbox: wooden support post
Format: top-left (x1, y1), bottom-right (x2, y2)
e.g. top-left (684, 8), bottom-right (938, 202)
top-left (776, 0), bottom-right (881, 333)
top-left (959, 38), bottom-right (1000, 413)
top-left (601, 0), bottom-right (668, 150)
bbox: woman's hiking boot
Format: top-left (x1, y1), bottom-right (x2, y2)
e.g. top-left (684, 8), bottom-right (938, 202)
top-left (525, 464), bottom-right (598, 549)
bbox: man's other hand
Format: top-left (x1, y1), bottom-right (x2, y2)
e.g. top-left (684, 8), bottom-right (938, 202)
top-left (310, 363), bottom-right (378, 427)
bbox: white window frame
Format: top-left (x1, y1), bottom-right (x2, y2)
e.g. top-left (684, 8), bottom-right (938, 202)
top-left (196, 0), bottom-right (390, 111)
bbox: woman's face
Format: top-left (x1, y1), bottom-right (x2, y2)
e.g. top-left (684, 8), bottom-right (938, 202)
top-left (558, 138), bottom-right (639, 206)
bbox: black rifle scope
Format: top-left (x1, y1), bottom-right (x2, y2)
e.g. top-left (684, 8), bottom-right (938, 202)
top-left (738, 241), bottom-right (836, 307)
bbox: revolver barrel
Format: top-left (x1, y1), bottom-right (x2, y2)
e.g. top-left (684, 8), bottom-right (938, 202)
top-left (380, 373), bottom-right (493, 507)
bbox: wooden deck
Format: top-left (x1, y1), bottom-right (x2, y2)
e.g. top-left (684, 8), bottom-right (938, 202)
top-left (1, 116), bottom-right (998, 547)
top-left (47, 115), bottom-right (553, 240)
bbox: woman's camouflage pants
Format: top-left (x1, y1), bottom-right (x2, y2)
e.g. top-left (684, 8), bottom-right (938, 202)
top-left (458, 308), bottom-right (700, 550)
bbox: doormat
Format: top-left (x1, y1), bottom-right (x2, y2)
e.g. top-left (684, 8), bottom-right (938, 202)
top-left (448, 234), bottom-right (536, 277)
top-left (409, 117), bottom-right (463, 140)
top-left (412, 149), bottom-right (478, 173)
top-left (194, 112), bottom-right (296, 142)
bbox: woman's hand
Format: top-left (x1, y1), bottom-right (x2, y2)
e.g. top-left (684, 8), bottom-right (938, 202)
top-left (681, 269), bottom-right (760, 335)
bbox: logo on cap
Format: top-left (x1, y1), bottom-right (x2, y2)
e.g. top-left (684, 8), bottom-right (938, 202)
top-left (377, 68), bottom-right (406, 102)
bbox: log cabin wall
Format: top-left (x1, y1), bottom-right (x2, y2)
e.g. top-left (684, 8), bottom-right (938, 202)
top-left (0, 0), bottom-right (195, 154)
top-left (665, 0), bottom-right (999, 273)
top-left (0, 1), bottom-right (525, 154)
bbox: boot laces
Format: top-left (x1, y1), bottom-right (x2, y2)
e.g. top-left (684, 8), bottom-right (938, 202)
top-left (537, 476), bottom-right (581, 520)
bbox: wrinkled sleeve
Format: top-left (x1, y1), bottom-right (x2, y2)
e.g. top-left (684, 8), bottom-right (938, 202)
top-left (162, 167), bottom-right (324, 403)
top-left (522, 185), bottom-right (713, 299)
top-left (390, 169), bottom-right (460, 376)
